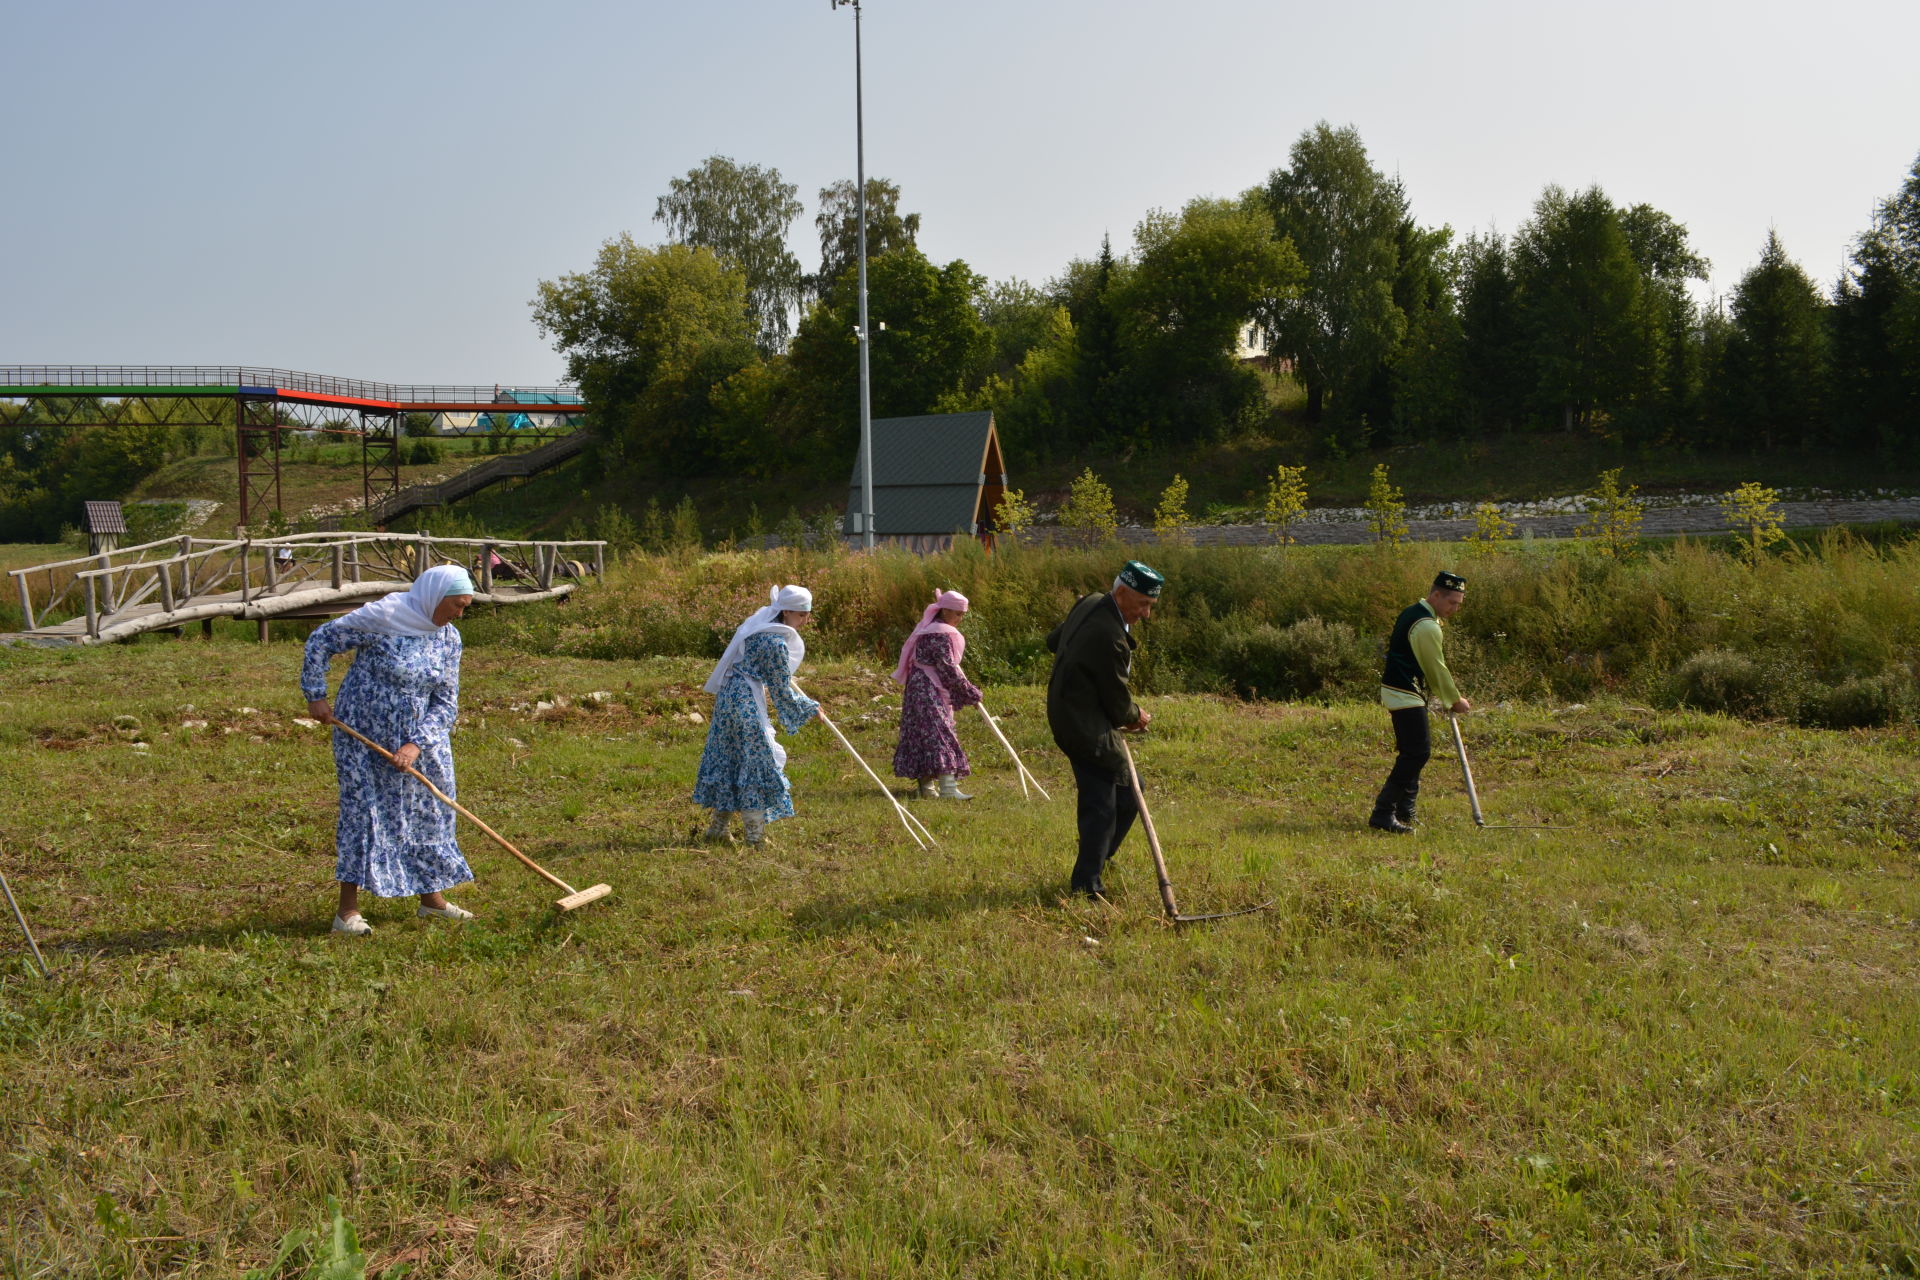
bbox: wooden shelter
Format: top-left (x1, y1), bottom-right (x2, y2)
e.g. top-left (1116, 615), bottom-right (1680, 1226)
top-left (842, 412), bottom-right (1008, 552)
top-left (81, 501), bottom-right (126, 555)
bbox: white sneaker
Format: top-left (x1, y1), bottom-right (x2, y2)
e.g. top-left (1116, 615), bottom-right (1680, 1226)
top-left (416, 903), bottom-right (474, 921)
top-left (331, 913), bottom-right (372, 936)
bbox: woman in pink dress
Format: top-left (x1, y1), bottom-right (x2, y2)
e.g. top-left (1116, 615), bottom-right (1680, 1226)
top-left (891, 589), bottom-right (983, 800)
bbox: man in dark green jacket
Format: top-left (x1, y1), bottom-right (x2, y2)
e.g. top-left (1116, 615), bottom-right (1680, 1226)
top-left (1045, 560), bottom-right (1163, 898)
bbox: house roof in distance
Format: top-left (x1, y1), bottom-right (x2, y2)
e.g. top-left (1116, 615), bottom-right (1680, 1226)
top-left (844, 412), bottom-right (1005, 537)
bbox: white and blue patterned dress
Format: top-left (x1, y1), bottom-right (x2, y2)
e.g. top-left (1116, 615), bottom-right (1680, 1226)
top-left (691, 631), bottom-right (820, 822)
top-left (301, 620), bottom-right (473, 897)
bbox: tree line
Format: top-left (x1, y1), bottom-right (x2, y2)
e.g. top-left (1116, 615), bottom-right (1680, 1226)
top-left (533, 126), bottom-right (1920, 479)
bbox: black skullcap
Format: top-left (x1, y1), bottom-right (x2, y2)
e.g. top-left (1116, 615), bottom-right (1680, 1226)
top-left (1432, 570), bottom-right (1467, 593)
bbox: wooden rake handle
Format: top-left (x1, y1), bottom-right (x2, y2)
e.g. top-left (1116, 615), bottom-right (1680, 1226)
top-left (327, 719), bottom-right (580, 894)
top-left (1118, 737), bottom-right (1181, 921)
top-left (812, 707), bottom-right (936, 849)
top-left (975, 702), bottom-right (1051, 801)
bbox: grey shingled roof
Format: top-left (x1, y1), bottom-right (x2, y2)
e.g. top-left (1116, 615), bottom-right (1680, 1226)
top-left (81, 501), bottom-right (127, 534)
top-left (844, 412), bottom-right (1002, 537)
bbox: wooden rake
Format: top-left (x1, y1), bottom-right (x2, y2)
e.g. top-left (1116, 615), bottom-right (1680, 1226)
top-left (975, 702), bottom-right (1051, 801)
top-left (1446, 712), bottom-right (1568, 831)
top-left (328, 720), bottom-right (613, 911)
top-left (812, 707), bottom-right (936, 850)
top-left (1119, 737), bottom-right (1273, 927)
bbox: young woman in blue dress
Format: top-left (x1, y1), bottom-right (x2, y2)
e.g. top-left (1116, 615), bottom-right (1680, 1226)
top-left (692, 584), bottom-right (821, 845)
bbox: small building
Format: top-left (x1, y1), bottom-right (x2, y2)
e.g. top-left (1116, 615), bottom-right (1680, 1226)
top-left (81, 501), bottom-right (127, 555)
top-left (842, 411), bottom-right (1009, 553)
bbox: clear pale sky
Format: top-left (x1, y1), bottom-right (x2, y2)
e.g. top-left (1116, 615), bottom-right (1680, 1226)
top-left (3, 0), bottom-right (1915, 387)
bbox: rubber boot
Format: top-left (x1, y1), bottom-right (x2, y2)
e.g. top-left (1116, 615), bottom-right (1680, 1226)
top-left (937, 773), bottom-right (973, 801)
top-left (742, 809), bottom-right (767, 846)
top-left (917, 777), bottom-right (940, 800)
top-left (703, 810), bottom-right (733, 842)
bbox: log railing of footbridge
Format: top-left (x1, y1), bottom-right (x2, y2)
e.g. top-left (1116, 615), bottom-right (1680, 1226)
top-left (9, 532), bottom-right (607, 645)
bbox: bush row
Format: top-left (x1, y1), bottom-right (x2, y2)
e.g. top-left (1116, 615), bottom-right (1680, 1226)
top-left (460, 533), bottom-right (1920, 728)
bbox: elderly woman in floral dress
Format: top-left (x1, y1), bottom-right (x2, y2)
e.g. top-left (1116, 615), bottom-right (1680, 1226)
top-left (892, 589), bottom-right (983, 800)
top-left (302, 564), bottom-right (477, 936)
top-left (693, 585), bottom-right (821, 846)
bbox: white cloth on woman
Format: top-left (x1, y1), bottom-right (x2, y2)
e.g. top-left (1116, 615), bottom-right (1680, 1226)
top-left (332, 564), bottom-right (476, 638)
top-left (705, 584), bottom-right (811, 772)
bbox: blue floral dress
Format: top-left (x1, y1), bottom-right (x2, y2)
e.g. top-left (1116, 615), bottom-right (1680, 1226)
top-left (893, 631), bottom-right (982, 779)
top-left (691, 631), bottom-right (820, 822)
top-left (301, 620), bottom-right (473, 897)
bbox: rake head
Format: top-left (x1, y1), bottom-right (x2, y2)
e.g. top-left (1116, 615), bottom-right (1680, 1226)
top-left (555, 883), bottom-right (613, 911)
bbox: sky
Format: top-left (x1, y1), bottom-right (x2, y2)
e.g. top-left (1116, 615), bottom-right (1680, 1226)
top-left (3, 0), bottom-right (1916, 388)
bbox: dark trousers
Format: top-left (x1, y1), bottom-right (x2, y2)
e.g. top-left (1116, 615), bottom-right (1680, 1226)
top-left (1375, 706), bottom-right (1431, 813)
top-left (1069, 755), bottom-right (1138, 892)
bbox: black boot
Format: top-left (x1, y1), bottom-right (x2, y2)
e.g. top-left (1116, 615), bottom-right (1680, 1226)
top-left (1368, 782), bottom-right (1413, 834)
top-left (1394, 780), bottom-right (1419, 829)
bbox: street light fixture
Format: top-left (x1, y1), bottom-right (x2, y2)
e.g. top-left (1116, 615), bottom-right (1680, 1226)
top-left (831, 0), bottom-right (874, 550)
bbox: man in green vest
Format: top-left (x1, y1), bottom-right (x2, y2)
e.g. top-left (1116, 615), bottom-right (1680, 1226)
top-left (1045, 560), bottom-right (1164, 898)
top-left (1371, 570), bottom-right (1471, 833)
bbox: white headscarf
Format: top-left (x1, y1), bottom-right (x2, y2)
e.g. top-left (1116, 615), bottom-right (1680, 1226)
top-left (705, 584), bottom-right (810, 694)
top-left (336, 564), bottom-right (477, 637)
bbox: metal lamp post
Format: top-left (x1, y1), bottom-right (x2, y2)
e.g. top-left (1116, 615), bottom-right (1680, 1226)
top-left (832, 0), bottom-right (874, 550)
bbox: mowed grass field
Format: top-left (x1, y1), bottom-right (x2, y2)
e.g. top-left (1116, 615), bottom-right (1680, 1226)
top-left (1, 630), bottom-right (1917, 1277)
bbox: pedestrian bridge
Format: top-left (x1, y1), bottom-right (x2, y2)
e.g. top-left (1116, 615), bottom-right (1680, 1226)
top-left (5, 532), bottom-right (606, 645)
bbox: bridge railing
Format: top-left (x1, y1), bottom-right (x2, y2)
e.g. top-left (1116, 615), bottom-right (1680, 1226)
top-left (0, 365), bottom-right (581, 405)
top-left (11, 532), bottom-right (607, 640)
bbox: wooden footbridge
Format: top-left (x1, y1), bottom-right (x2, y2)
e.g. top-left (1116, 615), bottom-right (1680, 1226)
top-left (6, 532), bottom-right (606, 646)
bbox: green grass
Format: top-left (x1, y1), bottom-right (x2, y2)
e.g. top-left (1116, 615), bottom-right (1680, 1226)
top-left (2, 627), bottom-right (1917, 1277)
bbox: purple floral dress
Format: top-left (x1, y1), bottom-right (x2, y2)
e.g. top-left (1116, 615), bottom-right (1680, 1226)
top-left (892, 630), bottom-right (983, 779)
top-left (301, 621), bottom-right (472, 897)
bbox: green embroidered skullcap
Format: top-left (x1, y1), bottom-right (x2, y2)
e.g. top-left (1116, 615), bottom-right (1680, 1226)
top-left (1432, 570), bottom-right (1467, 593)
top-left (1117, 560), bottom-right (1165, 598)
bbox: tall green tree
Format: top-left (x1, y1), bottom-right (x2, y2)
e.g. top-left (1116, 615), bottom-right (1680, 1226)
top-left (1258, 122), bottom-right (1408, 432)
top-left (1111, 198), bottom-right (1304, 447)
top-left (1510, 185), bottom-right (1644, 432)
top-left (531, 235), bottom-right (757, 470)
top-left (1714, 231), bottom-right (1829, 450)
top-left (813, 177), bottom-right (921, 295)
top-left (1455, 231), bottom-right (1526, 431)
top-left (785, 246), bottom-right (990, 453)
top-left (653, 156), bottom-right (805, 355)
top-left (1831, 152), bottom-right (1920, 450)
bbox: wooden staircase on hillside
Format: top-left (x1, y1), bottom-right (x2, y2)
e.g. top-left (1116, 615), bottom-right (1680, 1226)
top-left (356, 431), bottom-right (590, 527)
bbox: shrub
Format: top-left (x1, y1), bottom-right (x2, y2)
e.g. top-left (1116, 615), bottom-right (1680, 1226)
top-left (1217, 616), bottom-right (1373, 701)
top-left (406, 437), bottom-right (446, 465)
top-left (1668, 648), bottom-right (1768, 717)
top-left (1058, 468), bottom-right (1118, 543)
top-left (1799, 668), bottom-right (1918, 729)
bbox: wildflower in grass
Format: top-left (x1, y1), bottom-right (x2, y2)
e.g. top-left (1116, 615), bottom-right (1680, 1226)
top-left (1364, 464), bottom-right (1408, 548)
top-left (1575, 467), bottom-right (1642, 559)
top-left (1264, 463), bottom-right (1308, 551)
top-left (1721, 481), bottom-right (1786, 564)
top-left (1153, 474), bottom-right (1192, 546)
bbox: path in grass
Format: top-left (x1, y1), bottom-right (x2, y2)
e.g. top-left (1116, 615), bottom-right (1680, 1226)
top-left (0, 637), bottom-right (1916, 1277)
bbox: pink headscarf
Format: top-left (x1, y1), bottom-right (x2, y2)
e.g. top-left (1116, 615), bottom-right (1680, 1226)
top-left (891, 589), bottom-right (969, 685)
